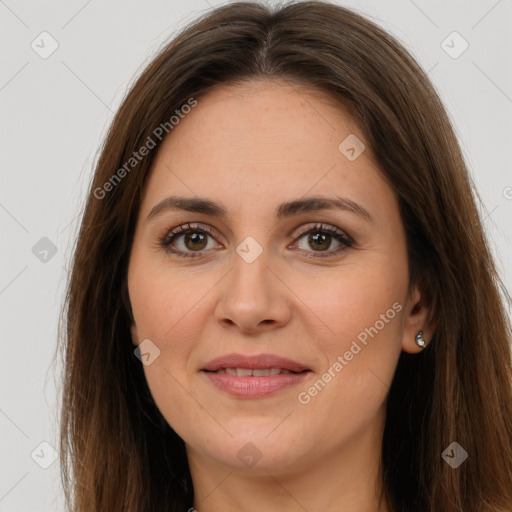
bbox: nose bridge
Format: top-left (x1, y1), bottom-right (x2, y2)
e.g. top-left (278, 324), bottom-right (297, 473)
top-left (214, 235), bottom-right (291, 332)
top-left (229, 237), bottom-right (272, 304)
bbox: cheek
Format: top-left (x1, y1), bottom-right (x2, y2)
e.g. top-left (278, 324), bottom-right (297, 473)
top-left (289, 259), bottom-right (406, 411)
top-left (291, 279), bottom-right (404, 445)
top-left (129, 258), bottom-right (218, 347)
top-left (128, 266), bottom-right (218, 438)
top-left (292, 259), bottom-right (406, 351)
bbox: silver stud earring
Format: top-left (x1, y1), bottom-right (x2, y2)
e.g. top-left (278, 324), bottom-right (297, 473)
top-left (415, 330), bottom-right (426, 348)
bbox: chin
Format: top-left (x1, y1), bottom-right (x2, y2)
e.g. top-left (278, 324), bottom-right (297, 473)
top-left (185, 422), bottom-right (309, 473)
top-left (210, 439), bottom-right (305, 473)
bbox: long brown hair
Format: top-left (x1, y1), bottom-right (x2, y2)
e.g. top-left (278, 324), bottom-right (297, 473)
top-left (57, 1), bottom-right (512, 510)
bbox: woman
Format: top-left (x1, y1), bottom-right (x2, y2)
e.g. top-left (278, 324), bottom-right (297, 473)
top-left (58, 1), bottom-right (512, 511)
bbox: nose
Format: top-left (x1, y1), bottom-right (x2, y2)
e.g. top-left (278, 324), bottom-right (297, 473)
top-left (214, 247), bottom-right (292, 334)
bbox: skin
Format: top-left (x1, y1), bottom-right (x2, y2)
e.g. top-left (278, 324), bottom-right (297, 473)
top-left (128, 79), bottom-right (434, 512)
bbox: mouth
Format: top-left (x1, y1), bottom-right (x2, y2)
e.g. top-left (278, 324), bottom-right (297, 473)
top-left (205, 367), bottom-right (302, 376)
top-left (201, 353), bottom-right (310, 373)
top-left (200, 353), bottom-right (312, 397)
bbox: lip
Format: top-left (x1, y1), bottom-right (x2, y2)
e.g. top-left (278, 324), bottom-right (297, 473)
top-left (201, 353), bottom-right (312, 398)
top-left (202, 353), bottom-right (310, 373)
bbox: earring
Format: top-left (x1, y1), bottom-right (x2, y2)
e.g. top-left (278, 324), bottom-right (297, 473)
top-left (415, 330), bottom-right (426, 348)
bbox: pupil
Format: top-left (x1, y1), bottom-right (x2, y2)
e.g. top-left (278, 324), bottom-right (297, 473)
top-left (185, 232), bottom-right (207, 250)
top-left (182, 231), bottom-right (332, 252)
top-left (309, 232), bottom-right (330, 251)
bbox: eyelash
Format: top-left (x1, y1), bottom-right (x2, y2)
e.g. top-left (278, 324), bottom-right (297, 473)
top-left (159, 222), bottom-right (354, 259)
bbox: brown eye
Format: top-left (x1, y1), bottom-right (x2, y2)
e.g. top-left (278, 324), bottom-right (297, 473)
top-left (293, 223), bottom-right (353, 258)
top-left (161, 223), bottom-right (221, 258)
top-left (183, 232), bottom-right (208, 251)
top-left (308, 232), bottom-right (332, 251)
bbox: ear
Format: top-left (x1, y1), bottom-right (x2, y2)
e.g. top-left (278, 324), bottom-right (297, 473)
top-left (123, 283), bottom-right (139, 346)
top-left (130, 322), bottom-right (140, 347)
top-left (401, 283), bottom-right (436, 354)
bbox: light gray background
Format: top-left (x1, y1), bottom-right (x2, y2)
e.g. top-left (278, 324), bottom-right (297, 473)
top-left (1, 0), bottom-right (511, 510)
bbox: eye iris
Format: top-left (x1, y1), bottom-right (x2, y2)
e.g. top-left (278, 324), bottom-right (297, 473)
top-left (185, 232), bottom-right (207, 250)
top-left (309, 232), bottom-right (330, 251)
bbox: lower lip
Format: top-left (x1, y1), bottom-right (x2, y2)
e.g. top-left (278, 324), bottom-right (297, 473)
top-left (201, 370), bottom-right (311, 398)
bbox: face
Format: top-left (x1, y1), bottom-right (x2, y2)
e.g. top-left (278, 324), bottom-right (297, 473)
top-left (128, 79), bottom-right (428, 476)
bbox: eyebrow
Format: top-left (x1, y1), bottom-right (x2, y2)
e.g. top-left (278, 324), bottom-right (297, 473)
top-left (146, 195), bottom-right (373, 223)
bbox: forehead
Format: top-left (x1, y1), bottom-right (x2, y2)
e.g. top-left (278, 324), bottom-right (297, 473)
top-left (163, 79), bottom-right (361, 161)
top-left (139, 79), bottom-right (395, 221)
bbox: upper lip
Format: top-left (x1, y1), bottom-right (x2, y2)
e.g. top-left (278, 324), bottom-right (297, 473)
top-left (202, 353), bottom-right (310, 373)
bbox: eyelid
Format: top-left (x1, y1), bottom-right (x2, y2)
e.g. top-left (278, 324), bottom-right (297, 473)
top-left (158, 222), bottom-right (223, 259)
top-left (291, 222), bottom-right (353, 243)
top-left (160, 221), bottom-right (353, 258)
top-left (163, 222), bottom-right (221, 242)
